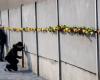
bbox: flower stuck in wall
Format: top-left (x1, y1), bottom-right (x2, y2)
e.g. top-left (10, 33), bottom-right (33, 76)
top-left (0, 25), bottom-right (97, 37)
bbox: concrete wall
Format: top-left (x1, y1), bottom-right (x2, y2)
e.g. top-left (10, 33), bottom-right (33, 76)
top-left (22, 4), bottom-right (37, 73)
top-left (62, 62), bottom-right (96, 80)
top-left (37, 0), bottom-right (59, 79)
top-left (59, 0), bottom-right (96, 73)
top-left (9, 7), bottom-right (21, 45)
top-left (98, 0), bottom-right (100, 75)
top-left (1, 10), bottom-right (8, 26)
top-left (1, 0), bottom-right (98, 80)
top-left (0, 0), bottom-right (36, 10)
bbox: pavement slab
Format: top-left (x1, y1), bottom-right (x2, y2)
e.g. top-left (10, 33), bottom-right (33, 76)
top-left (0, 62), bottom-right (45, 80)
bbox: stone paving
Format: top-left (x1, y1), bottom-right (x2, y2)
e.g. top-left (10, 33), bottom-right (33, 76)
top-left (0, 62), bottom-right (45, 80)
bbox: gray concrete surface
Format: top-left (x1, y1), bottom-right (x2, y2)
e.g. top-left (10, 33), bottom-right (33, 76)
top-left (0, 62), bottom-right (45, 80)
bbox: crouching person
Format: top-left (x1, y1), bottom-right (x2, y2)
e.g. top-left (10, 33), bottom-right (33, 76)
top-left (5, 42), bottom-right (24, 72)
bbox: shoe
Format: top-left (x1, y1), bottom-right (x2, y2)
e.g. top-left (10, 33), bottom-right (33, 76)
top-left (4, 67), bottom-right (12, 72)
top-left (0, 59), bottom-right (4, 62)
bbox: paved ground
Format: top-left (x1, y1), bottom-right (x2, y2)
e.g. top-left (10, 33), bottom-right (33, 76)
top-left (0, 62), bottom-right (45, 80)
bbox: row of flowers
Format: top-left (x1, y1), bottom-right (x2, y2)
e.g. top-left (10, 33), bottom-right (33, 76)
top-left (0, 25), bottom-right (98, 36)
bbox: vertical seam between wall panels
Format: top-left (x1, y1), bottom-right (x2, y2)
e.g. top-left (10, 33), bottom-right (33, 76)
top-left (57, 0), bottom-right (62, 80)
top-left (35, 1), bottom-right (40, 76)
top-left (96, 0), bottom-right (100, 80)
top-left (8, 9), bottom-right (10, 49)
top-left (20, 4), bottom-right (24, 68)
top-left (0, 11), bottom-right (2, 25)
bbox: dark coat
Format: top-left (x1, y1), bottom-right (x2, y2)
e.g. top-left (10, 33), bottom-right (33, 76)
top-left (5, 42), bottom-right (23, 64)
top-left (0, 30), bottom-right (7, 45)
top-left (5, 48), bottom-right (21, 64)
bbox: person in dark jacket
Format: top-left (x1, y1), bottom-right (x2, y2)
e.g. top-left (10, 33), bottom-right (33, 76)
top-left (5, 42), bottom-right (24, 71)
top-left (0, 29), bottom-right (8, 61)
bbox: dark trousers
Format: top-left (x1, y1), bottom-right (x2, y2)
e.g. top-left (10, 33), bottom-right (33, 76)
top-left (6, 58), bottom-right (18, 71)
top-left (0, 44), bottom-right (4, 60)
top-left (6, 64), bottom-right (18, 71)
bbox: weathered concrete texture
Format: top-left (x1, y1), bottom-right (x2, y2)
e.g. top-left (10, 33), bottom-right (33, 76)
top-left (30, 54), bottom-right (37, 74)
top-left (0, 62), bottom-right (45, 80)
top-left (59, 0), bottom-right (96, 73)
top-left (1, 10), bottom-right (8, 26)
top-left (60, 34), bottom-right (96, 73)
top-left (59, 0), bottom-right (95, 26)
top-left (98, 0), bottom-right (100, 74)
top-left (23, 52), bottom-right (38, 74)
top-left (37, 0), bottom-right (59, 60)
top-left (0, 0), bottom-right (36, 10)
top-left (39, 57), bottom-right (59, 80)
top-left (22, 3), bottom-right (37, 74)
top-left (9, 7), bottom-right (21, 48)
top-left (62, 62), bottom-right (97, 80)
top-left (22, 3), bottom-right (37, 53)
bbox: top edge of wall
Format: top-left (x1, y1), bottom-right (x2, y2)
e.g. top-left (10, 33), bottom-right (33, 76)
top-left (0, 0), bottom-right (44, 10)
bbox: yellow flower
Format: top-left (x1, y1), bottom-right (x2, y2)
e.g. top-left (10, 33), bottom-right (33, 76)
top-left (73, 28), bottom-right (78, 32)
top-left (90, 32), bottom-right (94, 35)
top-left (16, 28), bottom-right (23, 32)
top-left (82, 29), bottom-right (86, 33)
top-left (63, 28), bottom-right (70, 32)
top-left (37, 28), bottom-right (41, 31)
top-left (63, 29), bottom-right (67, 32)
top-left (4, 27), bottom-right (8, 30)
top-left (33, 28), bottom-right (36, 31)
top-left (9, 27), bottom-right (14, 31)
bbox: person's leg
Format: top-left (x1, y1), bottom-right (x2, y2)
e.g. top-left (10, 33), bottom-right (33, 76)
top-left (0, 44), bottom-right (4, 61)
top-left (9, 59), bottom-right (18, 71)
top-left (5, 64), bottom-right (12, 71)
top-left (5, 59), bottom-right (13, 71)
top-left (0, 45), bottom-right (2, 61)
top-left (11, 64), bottom-right (18, 71)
